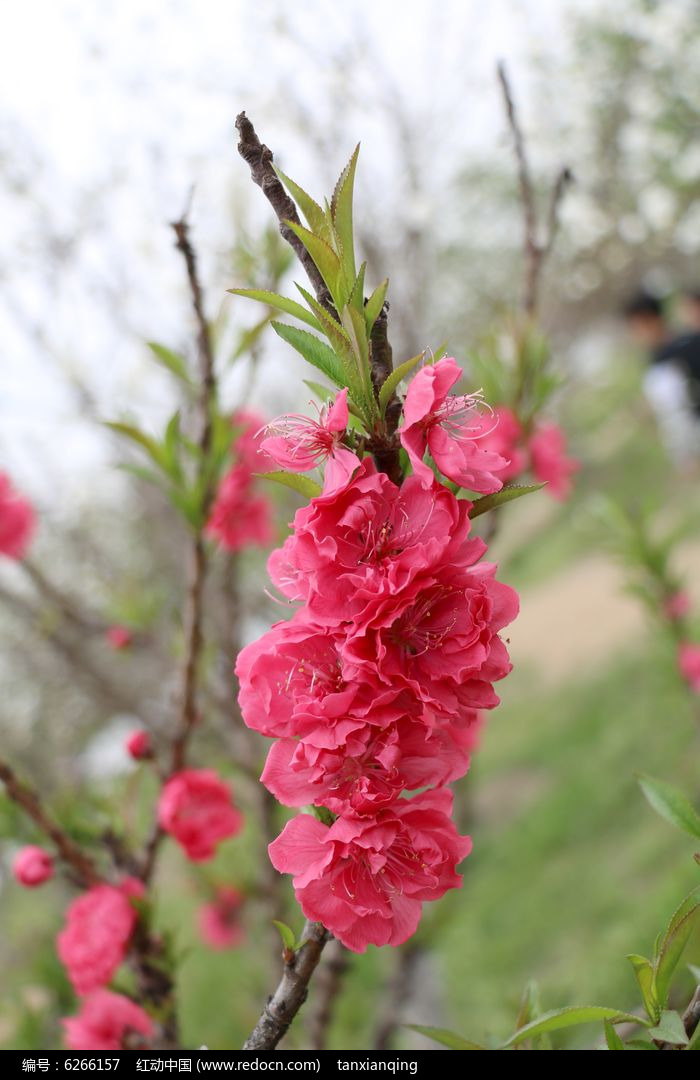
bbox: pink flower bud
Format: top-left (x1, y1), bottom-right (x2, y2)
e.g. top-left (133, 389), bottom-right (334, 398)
top-left (13, 845), bottom-right (54, 887)
top-left (125, 729), bottom-right (152, 760)
top-left (106, 626), bottom-right (133, 651)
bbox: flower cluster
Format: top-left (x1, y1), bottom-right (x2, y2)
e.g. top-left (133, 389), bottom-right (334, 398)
top-left (206, 409), bottom-right (274, 551)
top-left (237, 359), bottom-right (519, 952)
top-left (57, 879), bottom-right (143, 995)
top-left (480, 406), bottom-right (580, 500)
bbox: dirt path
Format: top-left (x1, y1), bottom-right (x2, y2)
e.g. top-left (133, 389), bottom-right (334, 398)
top-left (508, 546), bottom-right (700, 685)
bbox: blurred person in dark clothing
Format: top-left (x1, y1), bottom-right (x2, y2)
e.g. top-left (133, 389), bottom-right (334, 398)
top-left (680, 288), bottom-right (700, 333)
top-left (624, 291), bottom-right (700, 469)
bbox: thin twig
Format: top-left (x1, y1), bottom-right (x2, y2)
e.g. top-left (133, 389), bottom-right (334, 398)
top-left (243, 920), bottom-right (331, 1050)
top-left (141, 213), bottom-right (218, 881)
top-left (0, 759), bottom-right (100, 887)
top-left (497, 62), bottom-right (572, 318)
top-left (235, 112), bottom-right (333, 312)
top-left (235, 111), bottom-right (401, 481)
top-left (307, 938), bottom-right (350, 1051)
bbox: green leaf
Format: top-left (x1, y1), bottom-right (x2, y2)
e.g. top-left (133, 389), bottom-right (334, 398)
top-left (228, 288), bottom-right (322, 332)
top-left (271, 322), bottom-right (348, 389)
top-left (378, 352), bottom-right (424, 414)
top-left (688, 964), bottom-right (700, 982)
top-left (501, 1007), bottom-right (642, 1048)
top-left (330, 144), bottom-right (360, 283)
top-left (626, 954), bottom-right (659, 1023)
top-left (514, 981), bottom-right (551, 1049)
top-left (688, 1020), bottom-right (700, 1050)
top-left (406, 1025), bottom-right (486, 1050)
top-left (104, 421), bottom-right (168, 472)
top-left (273, 167), bottom-right (330, 241)
top-left (116, 463), bottom-right (166, 490)
top-left (638, 775), bottom-right (700, 840)
top-left (647, 1010), bottom-right (688, 1045)
top-left (303, 379), bottom-right (335, 401)
top-left (348, 262), bottom-right (366, 314)
top-left (653, 886), bottom-right (700, 1008)
top-left (147, 342), bottom-right (193, 384)
top-left (364, 279), bottom-right (389, 337)
top-left (283, 220), bottom-right (342, 306)
top-left (256, 471), bottom-right (321, 499)
top-left (624, 1039), bottom-right (658, 1050)
top-left (604, 1020), bottom-right (625, 1050)
top-left (470, 483), bottom-right (546, 518)
top-left (271, 920), bottom-right (296, 953)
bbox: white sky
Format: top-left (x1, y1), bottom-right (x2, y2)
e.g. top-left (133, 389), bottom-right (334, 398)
top-left (0, 0), bottom-right (598, 505)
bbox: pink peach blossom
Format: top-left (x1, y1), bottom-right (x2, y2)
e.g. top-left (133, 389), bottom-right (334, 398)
top-left (664, 591), bottom-right (691, 621)
top-left (63, 990), bottom-right (153, 1051)
top-left (261, 712), bottom-right (475, 814)
top-left (269, 789), bottom-right (472, 952)
top-left (398, 358), bottom-right (506, 492)
top-left (477, 406), bottom-right (527, 484)
top-left (57, 883), bottom-right (138, 994)
top-left (230, 408), bottom-right (273, 473)
top-left (13, 845), bottom-right (54, 887)
top-left (198, 886), bottom-right (245, 950)
top-left (157, 769), bottom-right (243, 861)
top-left (0, 471), bottom-right (35, 559)
top-left (261, 389), bottom-right (360, 492)
top-left (528, 423), bottom-right (580, 501)
top-left (678, 642), bottom-right (700, 693)
top-left (266, 462), bottom-right (486, 623)
top-left (205, 465), bottom-right (273, 552)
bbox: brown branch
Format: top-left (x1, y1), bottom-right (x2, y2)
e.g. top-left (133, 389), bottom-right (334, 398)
top-left (497, 62), bottom-right (572, 319)
top-left (235, 112), bottom-right (333, 312)
top-left (682, 984), bottom-right (700, 1042)
top-left (307, 938), bottom-right (350, 1051)
top-left (243, 920), bottom-right (331, 1050)
top-left (141, 214), bottom-right (218, 881)
top-left (373, 940), bottom-right (425, 1050)
top-left (0, 758), bottom-right (100, 887)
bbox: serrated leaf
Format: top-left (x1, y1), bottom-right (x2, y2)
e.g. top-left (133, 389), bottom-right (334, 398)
top-left (228, 288), bottom-right (322, 332)
top-left (255, 471), bottom-right (322, 499)
top-left (604, 1019), bottom-right (625, 1049)
top-left (653, 886), bottom-right (700, 1008)
top-left (271, 322), bottom-right (347, 389)
top-left (379, 352), bottom-right (424, 414)
top-left (364, 279), bottom-right (389, 337)
top-left (406, 1025), bottom-right (485, 1050)
top-left (647, 1010), bottom-right (688, 1045)
top-left (330, 145), bottom-right (359, 283)
top-left (283, 220), bottom-right (342, 306)
top-left (626, 954), bottom-right (659, 1022)
top-left (638, 775), bottom-right (700, 840)
top-left (470, 483), bottom-right (545, 518)
top-left (500, 1007), bottom-right (642, 1048)
top-left (271, 920), bottom-right (296, 952)
top-left (273, 167), bottom-right (330, 241)
top-left (147, 342), bottom-right (193, 384)
top-left (348, 263), bottom-right (366, 313)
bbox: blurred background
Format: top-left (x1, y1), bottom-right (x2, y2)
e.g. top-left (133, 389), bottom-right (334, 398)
top-left (1, 0), bottom-right (700, 1051)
